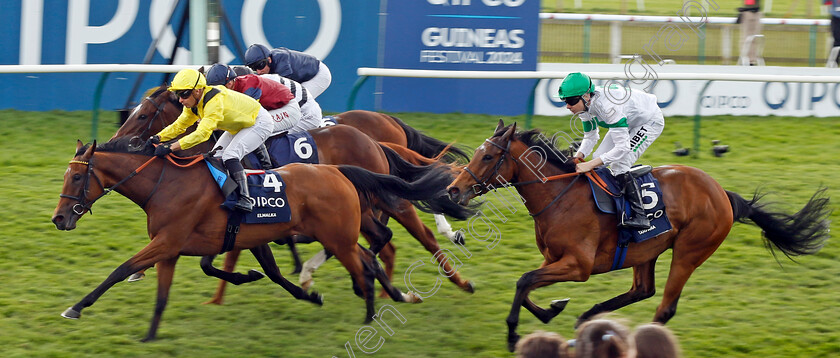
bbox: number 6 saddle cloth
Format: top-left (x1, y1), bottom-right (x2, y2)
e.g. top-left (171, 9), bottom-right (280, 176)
top-left (243, 131), bottom-right (320, 170)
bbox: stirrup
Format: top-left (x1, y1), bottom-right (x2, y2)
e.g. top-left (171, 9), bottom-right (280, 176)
top-left (234, 197), bottom-right (253, 213)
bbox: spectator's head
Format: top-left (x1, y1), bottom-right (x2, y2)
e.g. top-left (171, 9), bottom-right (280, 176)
top-left (575, 319), bottom-right (631, 358)
top-left (629, 323), bottom-right (681, 358)
top-left (515, 330), bottom-right (571, 358)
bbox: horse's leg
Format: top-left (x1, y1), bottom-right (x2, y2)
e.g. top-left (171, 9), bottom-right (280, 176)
top-left (287, 235), bottom-right (303, 274)
top-left (300, 249), bottom-right (333, 291)
top-left (249, 244), bottom-right (323, 305)
top-left (332, 244), bottom-right (377, 323)
top-left (142, 256), bottom-right (178, 342)
top-left (387, 201), bottom-right (475, 293)
top-left (574, 260), bottom-right (657, 328)
top-left (199, 252), bottom-right (265, 285)
top-left (203, 249), bottom-right (242, 305)
top-left (505, 257), bottom-right (589, 352)
top-left (61, 240), bottom-right (175, 335)
top-left (375, 243), bottom-right (396, 298)
top-left (358, 212), bottom-right (397, 298)
top-left (434, 213), bottom-right (465, 246)
top-left (364, 246), bottom-right (423, 304)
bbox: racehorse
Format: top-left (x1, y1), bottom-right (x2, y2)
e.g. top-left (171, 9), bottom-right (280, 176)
top-left (110, 87), bottom-right (476, 302)
top-left (51, 138), bottom-right (473, 341)
top-left (446, 120), bottom-right (831, 352)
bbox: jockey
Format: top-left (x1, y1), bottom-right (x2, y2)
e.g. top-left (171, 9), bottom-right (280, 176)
top-left (152, 69), bottom-right (301, 212)
top-left (558, 72), bottom-right (665, 230)
top-left (206, 63), bottom-right (311, 169)
top-left (244, 44), bottom-right (332, 99)
top-left (206, 63), bottom-right (322, 132)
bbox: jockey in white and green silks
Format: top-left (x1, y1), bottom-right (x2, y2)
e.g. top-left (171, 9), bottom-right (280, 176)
top-left (558, 72), bottom-right (665, 230)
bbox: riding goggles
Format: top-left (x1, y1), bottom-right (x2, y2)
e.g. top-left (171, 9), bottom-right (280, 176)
top-left (563, 96), bottom-right (582, 106)
top-left (175, 89), bottom-right (193, 99)
top-left (248, 59), bottom-right (269, 71)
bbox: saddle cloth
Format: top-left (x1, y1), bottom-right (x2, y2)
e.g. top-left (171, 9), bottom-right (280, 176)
top-left (244, 131), bottom-right (320, 169)
top-left (587, 166), bottom-right (672, 243)
top-left (320, 115), bottom-right (338, 127)
top-left (205, 160), bottom-right (292, 224)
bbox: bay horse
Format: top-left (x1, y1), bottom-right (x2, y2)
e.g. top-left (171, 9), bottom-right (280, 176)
top-left (51, 138), bottom-right (473, 341)
top-left (109, 87), bottom-right (475, 301)
top-left (446, 120), bottom-right (831, 352)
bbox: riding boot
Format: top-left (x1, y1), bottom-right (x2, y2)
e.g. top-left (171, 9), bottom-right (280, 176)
top-left (224, 159), bottom-right (254, 213)
top-left (254, 143), bottom-right (274, 170)
top-left (618, 172), bottom-right (651, 230)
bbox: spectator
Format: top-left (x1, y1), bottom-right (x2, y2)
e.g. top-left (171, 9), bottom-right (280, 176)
top-left (515, 330), bottom-right (572, 358)
top-left (575, 318), bottom-right (631, 358)
top-left (829, 0), bottom-right (840, 65)
top-left (737, 0), bottom-right (763, 65)
top-left (629, 323), bottom-right (682, 358)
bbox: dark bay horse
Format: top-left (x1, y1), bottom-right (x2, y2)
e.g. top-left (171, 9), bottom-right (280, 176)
top-left (446, 120), bottom-right (831, 352)
top-left (109, 87), bottom-right (474, 302)
top-left (51, 138), bottom-right (472, 341)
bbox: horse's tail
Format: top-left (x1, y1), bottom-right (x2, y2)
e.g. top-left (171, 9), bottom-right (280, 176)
top-left (726, 188), bottom-right (831, 259)
top-left (387, 114), bottom-right (471, 163)
top-left (338, 165), bottom-right (477, 220)
top-left (379, 143), bottom-right (461, 183)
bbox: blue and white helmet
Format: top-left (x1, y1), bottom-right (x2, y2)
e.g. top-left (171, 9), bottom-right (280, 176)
top-left (205, 63), bottom-right (236, 86)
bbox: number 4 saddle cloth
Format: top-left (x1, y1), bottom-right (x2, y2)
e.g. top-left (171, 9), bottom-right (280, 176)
top-left (587, 166), bottom-right (672, 244)
top-left (205, 160), bottom-right (292, 224)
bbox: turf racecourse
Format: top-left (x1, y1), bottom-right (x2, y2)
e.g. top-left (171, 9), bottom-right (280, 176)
top-left (0, 110), bottom-right (838, 358)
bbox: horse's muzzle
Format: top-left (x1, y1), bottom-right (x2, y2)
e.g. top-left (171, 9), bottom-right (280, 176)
top-left (446, 185), bottom-right (472, 206)
top-left (51, 213), bottom-right (77, 231)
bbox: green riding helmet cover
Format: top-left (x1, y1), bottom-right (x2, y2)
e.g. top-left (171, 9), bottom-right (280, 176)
top-left (557, 72), bottom-right (593, 99)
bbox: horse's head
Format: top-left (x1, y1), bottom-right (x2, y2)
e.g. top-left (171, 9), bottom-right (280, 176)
top-left (447, 119), bottom-right (519, 205)
top-left (52, 140), bottom-right (104, 230)
top-left (111, 85), bottom-right (182, 141)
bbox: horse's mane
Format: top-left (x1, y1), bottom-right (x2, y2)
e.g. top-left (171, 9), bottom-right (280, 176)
top-left (494, 125), bottom-right (577, 173)
top-left (77, 136), bottom-right (155, 156)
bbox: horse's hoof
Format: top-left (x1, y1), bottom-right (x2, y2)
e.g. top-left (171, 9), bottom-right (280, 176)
top-left (202, 298), bottom-right (224, 305)
top-left (291, 267), bottom-right (302, 275)
top-left (310, 291), bottom-right (324, 306)
top-left (403, 291), bottom-right (423, 303)
top-left (551, 298), bottom-right (570, 311)
top-left (452, 230), bottom-right (466, 246)
top-left (61, 307), bottom-right (81, 319)
top-left (248, 269), bottom-right (265, 280)
top-left (140, 335), bottom-right (156, 343)
top-left (126, 272), bottom-right (145, 282)
top-left (462, 280), bottom-right (476, 294)
top-left (507, 334), bottom-right (521, 352)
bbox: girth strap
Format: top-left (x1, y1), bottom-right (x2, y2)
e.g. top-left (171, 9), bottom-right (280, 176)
top-left (222, 211), bottom-right (242, 253)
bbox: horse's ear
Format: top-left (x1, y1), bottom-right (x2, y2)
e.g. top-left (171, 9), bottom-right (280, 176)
top-left (501, 122), bottom-right (516, 140)
top-left (495, 118), bottom-right (505, 133)
top-left (81, 140), bottom-right (97, 159)
top-left (198, 66), bottom-right (205, 74)
top-left (76, 139), bottom-right (84, 151)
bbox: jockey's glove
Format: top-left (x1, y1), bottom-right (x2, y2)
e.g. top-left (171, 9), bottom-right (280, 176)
top-left (154, 143), bottom-right (172, 157)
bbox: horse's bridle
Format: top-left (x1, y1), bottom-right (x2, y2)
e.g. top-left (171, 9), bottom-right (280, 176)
top-left (462, 138), bottom-right (516, 195)
top-left (59, 155), bottom-right (161, 216)
top-left (136, 96), bottom-right (169, 140)
top-left (463, 135), bottom-right (584, 217)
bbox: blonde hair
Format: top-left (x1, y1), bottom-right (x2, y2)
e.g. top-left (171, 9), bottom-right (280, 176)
top-left (631, 323), bottom-right (681, 358)
top-left (515, 330), bottom-right (572, 358)
top-left (575, 319), bottom-right (631, 358)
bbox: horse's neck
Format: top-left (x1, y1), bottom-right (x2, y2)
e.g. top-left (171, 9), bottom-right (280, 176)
top-left (509, 142), bottom-right (578, 214)
top-left (94, 152), bottom-right (203, 207)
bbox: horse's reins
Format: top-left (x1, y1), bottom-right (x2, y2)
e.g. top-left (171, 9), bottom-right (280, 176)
top-left (464, 137), bottom-right (619, 217)
top-left (137, 96), bottom-right (169, 140)
top-left (59, 147), bottom-right (204, 216)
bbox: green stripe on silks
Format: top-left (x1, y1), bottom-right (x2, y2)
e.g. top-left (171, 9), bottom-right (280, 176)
top-left (632, 135), bottom-right (648, 152)
top-left (596, 117), bottom-right (628, 128)
top-left (582, 119), bottom-right (597, 132)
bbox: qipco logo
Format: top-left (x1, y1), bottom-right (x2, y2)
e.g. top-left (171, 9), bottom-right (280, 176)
top-left (427, 0), bottom-right (526, 6)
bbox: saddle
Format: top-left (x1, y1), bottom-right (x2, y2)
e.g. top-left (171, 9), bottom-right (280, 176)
top-left (585, 165), bottom-right (672, 271)
top-left (243, 131), bottom-right (320, 169)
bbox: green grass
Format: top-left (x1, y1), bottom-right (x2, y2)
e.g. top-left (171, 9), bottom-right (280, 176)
top-left (542, 0), bottom-right (829, 19)
top-left (1, 110), bottom-right (838, 357)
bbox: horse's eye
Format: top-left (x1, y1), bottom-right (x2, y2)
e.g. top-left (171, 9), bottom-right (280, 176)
top-left (482, 154), bottom-right (493, 161)
top-left (138, 114), bottom-right (148, 120)
top-left (72, 174), bottom-right (82, 181)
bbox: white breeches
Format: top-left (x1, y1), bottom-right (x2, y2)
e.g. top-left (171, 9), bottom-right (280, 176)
top-left (301, 62), bottom-right (331, 98)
